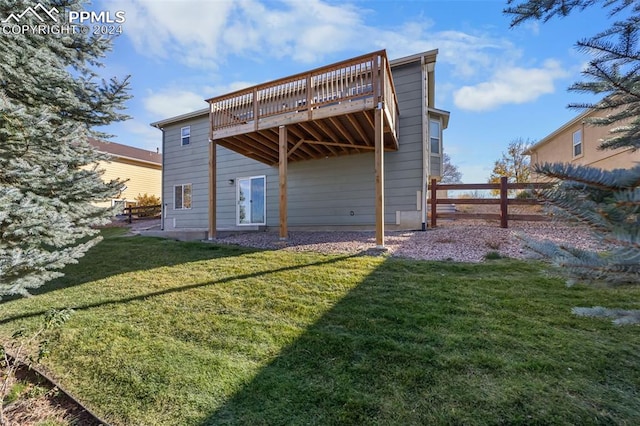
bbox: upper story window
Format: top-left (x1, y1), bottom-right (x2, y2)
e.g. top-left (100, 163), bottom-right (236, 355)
top-left (174, 184), bottom-right (192, 209)
top-left (181, 126), bottom-right (191, 146)
top-left (430, 119), bottom-right (441, 154)
top-left (572, 129), bottom-right (582, 157)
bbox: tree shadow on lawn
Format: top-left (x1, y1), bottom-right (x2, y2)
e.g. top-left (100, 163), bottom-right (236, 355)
top-left (201, 258), bottom-right (640, 425)
top-left (1, 230), bottom-right (261, 305)
top-left (0, 251), bottom-right (361, 328)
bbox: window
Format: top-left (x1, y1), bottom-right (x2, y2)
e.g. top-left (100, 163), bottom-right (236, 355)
top-left (572, 129), bottom-right (582, 157)
top-left (174, 184), bottom-right (192, 209)
top-left (237, 176), bottom-right (265, 225)
top-left (430, 119), bottom-right (441, 154)
top-left (181, 126), bottom-right (191, 146)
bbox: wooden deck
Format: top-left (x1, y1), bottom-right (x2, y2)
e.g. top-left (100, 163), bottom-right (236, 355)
top-left (206, 50), bottom-right (399, 165)
top-left (206, 50), bottom-right (400, 246)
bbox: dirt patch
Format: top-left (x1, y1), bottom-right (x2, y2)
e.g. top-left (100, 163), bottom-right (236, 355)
top-left (2, 363), bottom-right (104, 426)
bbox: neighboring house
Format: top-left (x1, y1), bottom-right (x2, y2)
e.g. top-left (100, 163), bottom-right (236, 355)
top-left (88, 139), bottom-right (162, 208)
top-left (151, 49), bottom-right (449, 247)
top-left (527, 108), bottom-right (640, 177)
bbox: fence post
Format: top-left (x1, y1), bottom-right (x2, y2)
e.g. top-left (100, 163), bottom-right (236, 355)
top-left (500, 176), bottom-right (508, 228)
top-left (430, 178), bottom-right (437, 228)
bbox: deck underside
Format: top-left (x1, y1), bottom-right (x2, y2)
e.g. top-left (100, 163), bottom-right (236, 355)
top-left (212, 98), bottom-right (398, 165)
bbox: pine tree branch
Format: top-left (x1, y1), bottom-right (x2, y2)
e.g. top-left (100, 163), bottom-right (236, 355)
top-left (535, 163), bottom-right (640, 190)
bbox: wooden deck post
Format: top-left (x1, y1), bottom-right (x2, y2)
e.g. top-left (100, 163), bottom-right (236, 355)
top-left (279, 125), bottom-right (288, 240)
top-left (208, 140), bottom-right (216, 239)
top-left (253, 88), bottom-right (259, 131)
top-left (430, 178), bottom-right (437, 228)
top-left (375, 106), bottom-right (384, 248)
top-left (500, 176), bottom-right (508, 229)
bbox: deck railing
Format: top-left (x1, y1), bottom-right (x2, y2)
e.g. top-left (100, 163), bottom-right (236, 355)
top-left (208, 50), bottom-right (398, 134)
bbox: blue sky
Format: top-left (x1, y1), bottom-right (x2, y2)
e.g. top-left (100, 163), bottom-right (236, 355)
top-left (92, 0), bottom-right (609, 183)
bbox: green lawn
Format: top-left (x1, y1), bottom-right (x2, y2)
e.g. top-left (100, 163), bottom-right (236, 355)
top-left (1, 229), bottom-right (639, 425)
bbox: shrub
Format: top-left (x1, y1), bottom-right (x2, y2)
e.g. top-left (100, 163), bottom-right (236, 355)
top-left (134, 193), bottom-right (161, 217)
top-left (516, 189), bottom-right (535, 199)
top-left (484, 251), bottom-right (503, 260)
top-left (135, 193), bottom-right (160, 206)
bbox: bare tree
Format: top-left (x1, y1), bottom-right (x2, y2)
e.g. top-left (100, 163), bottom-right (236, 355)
top-left (441, 153), bottom-right (463, 184)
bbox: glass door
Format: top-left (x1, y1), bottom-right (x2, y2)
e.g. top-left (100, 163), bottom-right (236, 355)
top-left (237, 176), bottom-right (265, 225)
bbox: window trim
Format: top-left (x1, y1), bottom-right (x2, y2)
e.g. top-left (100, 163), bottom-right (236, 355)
top-left (181, 126), bottom-right (191, 146)
top-left (572, 129), bottom-right (583, 158)
top-left (236, 175), bottom-right (266, 226)
top-left (174, 183), bottom-right (192, 210)
top-left (429, 118), bottom-right (441, 155)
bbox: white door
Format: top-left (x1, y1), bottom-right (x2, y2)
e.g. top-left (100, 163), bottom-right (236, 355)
top-left (237, 176), bottom-right (265, 225)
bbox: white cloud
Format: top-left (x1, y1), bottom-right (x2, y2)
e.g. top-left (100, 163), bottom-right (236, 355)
top-left (141, 82), bottom-right (256, 121)
top-left (143, 89), bottom-right (208, 118)
top-left (112, 0), bottom-right (235, 68)
top-left (365, 20), bottom-right (520, 79)
top-left (108, 120), bottom-right (164, 153)
top-left (452, 60), bottom-right (570, 111)
top-left (115, 0), bottom-right (570, 113)
top-left (204, 81), bottom-right (256, 98)
top-left (116, 0), bottom-right (366, 67)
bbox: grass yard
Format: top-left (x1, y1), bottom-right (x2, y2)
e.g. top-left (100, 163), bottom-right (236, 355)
top-left (1, 228), bottom-right (639, 425)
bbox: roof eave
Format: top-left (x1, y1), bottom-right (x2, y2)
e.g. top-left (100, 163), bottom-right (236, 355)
top-left (528, 109), bottom-right (593, 153)
top-left (428, 107), bottom-right (451, 129)
top-left (150, 108), bottom-right (209, 129)
top-left (99, 152), bottom-right (162, 167)
top-left (390, 49), bottom-right (439, 67)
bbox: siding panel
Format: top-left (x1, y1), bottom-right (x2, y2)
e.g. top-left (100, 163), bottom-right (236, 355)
top-left (161, 60), bottom-right (428, 230)
top-left (92, 160), bottom-right (161, 208)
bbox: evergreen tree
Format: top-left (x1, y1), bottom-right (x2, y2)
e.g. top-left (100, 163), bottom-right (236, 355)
top-left (524, 163), bottom-right (640, 284)
top-left (505, 0), bottom-right (640, 323)
top-left (505, 0), bottom-right (640, 150)
top-left (0, 0), bottom-right (130, 298)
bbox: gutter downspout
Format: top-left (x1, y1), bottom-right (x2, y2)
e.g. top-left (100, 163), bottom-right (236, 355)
top-left (160, 127), bottom-right (166, 231)
top-left (420, 55), bottom-right (428, 231)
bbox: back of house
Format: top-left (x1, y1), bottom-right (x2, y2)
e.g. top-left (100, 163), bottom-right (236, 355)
top-left (152, 49), bottom-right (449, 244)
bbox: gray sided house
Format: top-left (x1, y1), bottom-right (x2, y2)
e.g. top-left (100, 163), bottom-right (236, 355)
top-left (151, 50), bottom-right (449, 247)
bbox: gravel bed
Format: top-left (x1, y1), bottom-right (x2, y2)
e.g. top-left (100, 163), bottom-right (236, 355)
top-left (217, 220), bottom-right (601, 263)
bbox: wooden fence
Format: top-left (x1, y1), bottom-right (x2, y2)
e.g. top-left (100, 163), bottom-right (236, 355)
top-left (429, 177), bottom-right (551, 228)
top-left (123, 205), bottom-right (161, 223)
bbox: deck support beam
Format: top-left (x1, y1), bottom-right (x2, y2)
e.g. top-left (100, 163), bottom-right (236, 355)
top-left (279, 125), bottom-right (288, 240)
top-left (208, 139), bottom-right (216, 239)
top-left (375, 105), bottom-right (384, 248)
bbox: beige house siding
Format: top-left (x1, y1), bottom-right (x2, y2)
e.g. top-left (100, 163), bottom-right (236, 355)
top-left (92, 158), bottom-right (162, 208)
top-left (529, 109), bottom-right (640, 179)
